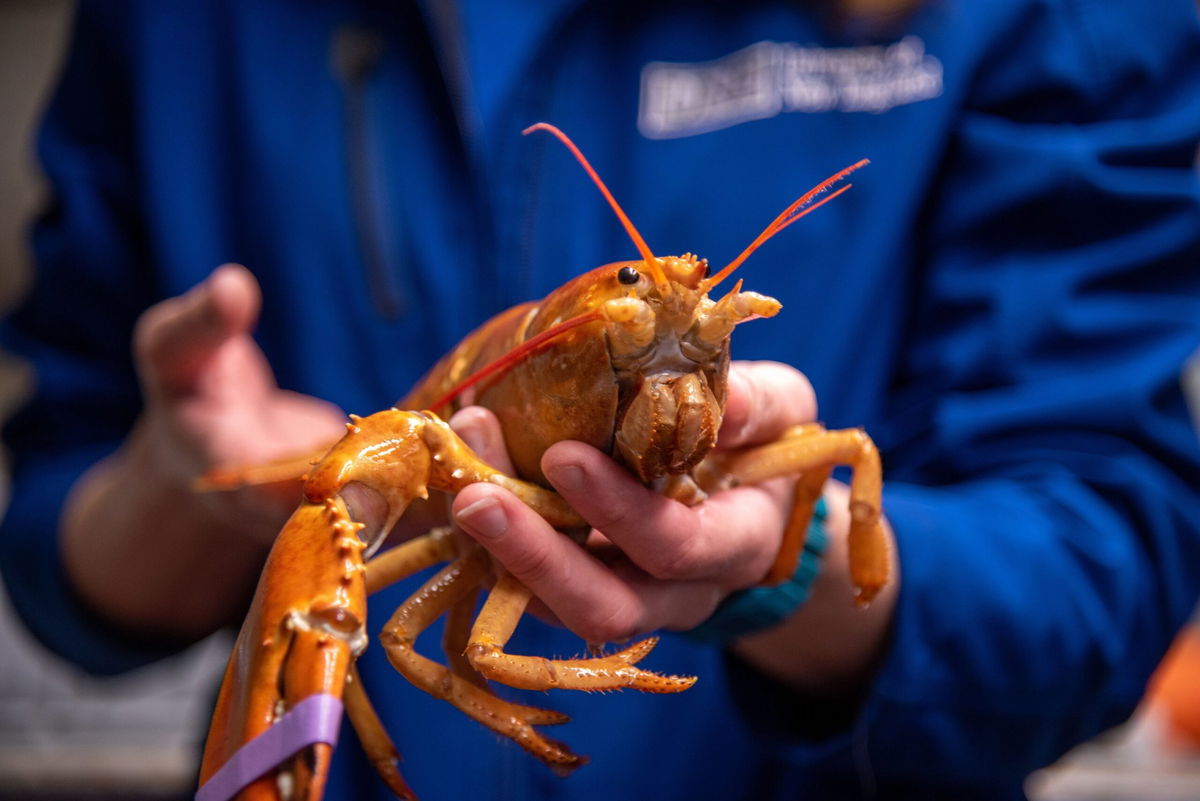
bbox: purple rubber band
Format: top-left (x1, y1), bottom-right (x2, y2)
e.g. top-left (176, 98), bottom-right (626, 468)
top-left (195, 693), bottom-right (344, 801)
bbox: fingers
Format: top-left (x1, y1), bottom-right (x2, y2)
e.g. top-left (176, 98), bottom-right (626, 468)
top-left (448, 407), bottom-right (515, 474)
top-left (718, 361), bottom-right (817, 448)
top-left (447, 412), bottom-right (668, 638)
top-left (450, 365), bottom-right (817, 641)
top-left (134, 264), bottom-right (261, 400)
top-left (542, 441), bottom-right (788, 589)
top-left (452, 482), bottom-right (723, 641)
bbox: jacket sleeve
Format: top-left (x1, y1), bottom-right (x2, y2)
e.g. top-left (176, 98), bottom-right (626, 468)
top-left (854, 0), bottom-right (1200, 789)
top-left (0, 1), bottom-right (174, 675)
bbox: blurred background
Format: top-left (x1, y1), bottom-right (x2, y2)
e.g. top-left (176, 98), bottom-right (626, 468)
top-left (0, 2), bottom-right (230, 800)
top-left (0, 2), bottom-right (1197, 800)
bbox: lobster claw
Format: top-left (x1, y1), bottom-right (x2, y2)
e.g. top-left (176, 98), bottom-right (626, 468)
top-left (198, 498), bottom-right (369, 801)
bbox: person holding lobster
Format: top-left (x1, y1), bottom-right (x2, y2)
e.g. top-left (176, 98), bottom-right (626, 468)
top-left (2, 1), bottom-right (1199, 799)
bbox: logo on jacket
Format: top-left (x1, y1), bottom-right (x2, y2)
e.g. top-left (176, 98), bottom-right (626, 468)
top-left (638, 37), bottom-right (943, 139)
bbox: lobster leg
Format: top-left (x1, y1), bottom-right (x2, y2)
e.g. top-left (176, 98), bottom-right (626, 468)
top-left (297, 527), bottom-right (462, 801)
top-left (716, 424), bottom-right (888, 603)
top-left (364, 527), bottom-right (458, 595)
top-left (378, 548), bottom-right (580, 770)
top-left (343, 665), bottom-right (416, 801)
top-left (317, 410), bottom-right (595, 770)
top-left (763, 458), bottom-right (834, 587)
top-left (467, 571), bottom-right (697, 694)
top-left (193, 449), bottom-right (329, 491)
top-left (200, 409), bottom-right (584, 801)
top-left (302, 409), bottom-right (585, 540)
top-left (443, 586), bottom-right (488, 690)
top-left (363, 525), bottom-right (488, 689)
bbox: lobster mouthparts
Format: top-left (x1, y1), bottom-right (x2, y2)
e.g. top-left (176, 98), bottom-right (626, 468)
top-left (616, 370), bottom-right (721, 482)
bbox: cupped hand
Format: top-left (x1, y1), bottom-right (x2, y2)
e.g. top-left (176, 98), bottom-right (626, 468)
top-left (450, 361), bottom-right (818, 645)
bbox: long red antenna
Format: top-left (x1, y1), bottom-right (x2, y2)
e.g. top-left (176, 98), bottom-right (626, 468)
top-left (524, 123), bottom-right (669, 290)
top-left (702, 159), bottom-right (869, 292)
top-left (429, 309), bottom-right (604, 414)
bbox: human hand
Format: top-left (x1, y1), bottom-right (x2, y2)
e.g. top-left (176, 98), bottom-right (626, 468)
top-left (131, 263), bottom-right (347, 541)
top-left (61, 265), bottom-right (348, 636)
top-left (449, 361), bottom-right (820, 644)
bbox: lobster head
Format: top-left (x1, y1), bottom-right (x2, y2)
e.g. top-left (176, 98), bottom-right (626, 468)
top-left (600, 254), bottom-right (780, 487)
top-left (471, 124), bottom-right (863, 491)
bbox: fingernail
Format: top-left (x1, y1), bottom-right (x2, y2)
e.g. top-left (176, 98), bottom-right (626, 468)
top-left (545, 463), bottom-right (585, 492)
top-left (448, 409), bottom-right (487, 452)
top-left (454, 421), bottom-right (484, 453)
top-left (456, 496), bottom-right (508, 541)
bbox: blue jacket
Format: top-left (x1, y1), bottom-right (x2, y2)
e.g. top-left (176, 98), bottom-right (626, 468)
top-left (3, 1), bottom-right (1200, 799)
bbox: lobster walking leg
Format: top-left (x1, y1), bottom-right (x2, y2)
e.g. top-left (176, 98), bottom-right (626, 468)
top-left (466, 572), bottom-right (697, 693)
top-left (443, 587), bottom-right (488, 690)
top-left (194, 450), bottom-right (330, 491)
top-left (343, 665), bottom-right (416, 801)
top-left (364, 528), bottom-right (458, 595)
top-left (378, 549), bottom-right (579, 770)
top-left (369, 531), bottom-right (485, 690)
top-left (718, 424), bottom-right (888, 603)
top-left (763, 442), bottom-right (834, 587)
top-left (317, 527), bottom-right (467, 801)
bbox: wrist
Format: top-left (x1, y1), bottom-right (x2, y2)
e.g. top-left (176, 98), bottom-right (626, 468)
top-left (60, 418), bottom-right (272, 638)
top-left (730, 481), bottom-right (899, 695)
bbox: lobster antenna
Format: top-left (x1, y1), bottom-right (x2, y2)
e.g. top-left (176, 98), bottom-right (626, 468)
top-left (702, 159), bottom-right (870, 292)
top-left (524, 123), bottom-right (670, 290)
top-left (429, 309), bottom-right (604, 414)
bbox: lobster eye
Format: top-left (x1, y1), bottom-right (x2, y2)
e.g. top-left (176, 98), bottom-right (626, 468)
top-left (617, 266), bottom-right (641, 285)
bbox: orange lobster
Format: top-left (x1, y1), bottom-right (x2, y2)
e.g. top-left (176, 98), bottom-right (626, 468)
top-left (195, 124), bottom-right (887, 801)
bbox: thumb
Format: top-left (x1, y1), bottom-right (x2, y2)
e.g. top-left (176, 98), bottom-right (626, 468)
top-left (449, 406), bottom-right (517, 474)
top-left (134, 263), bottom-right (261, 399)
top-left (717, 361), bottom-right (818, 449)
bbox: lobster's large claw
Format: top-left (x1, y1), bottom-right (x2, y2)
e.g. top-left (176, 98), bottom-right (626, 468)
top-left (198, 498), bottom-right (368, 801)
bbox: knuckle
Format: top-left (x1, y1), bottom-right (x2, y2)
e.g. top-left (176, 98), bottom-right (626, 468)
top-left (645, 535), bottom-right (705, 580)
top-left (504, 539), bottom-right (560, 587)
top-left (731, 526), bottom-right (786, 589)
top-left (577, 600), bottom-right (642, 644)
top-left (448, 409), bottom-right (490, 455)
top-left (726, 554), bottom-right (770, 590)
top-left (588, 501), bottom-right (635, 539)
top-left (786, 369), bottom-right (818, 421)
top-left (766, 362), bottom-right (817, 422)
top-left (739, 361), bottom-right (818, 440)
top-left (675, 586), bottom-right (726, 631)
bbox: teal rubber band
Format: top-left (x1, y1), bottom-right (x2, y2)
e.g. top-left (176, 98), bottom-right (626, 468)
top-left (682, 496), bottom-right (828, 645)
